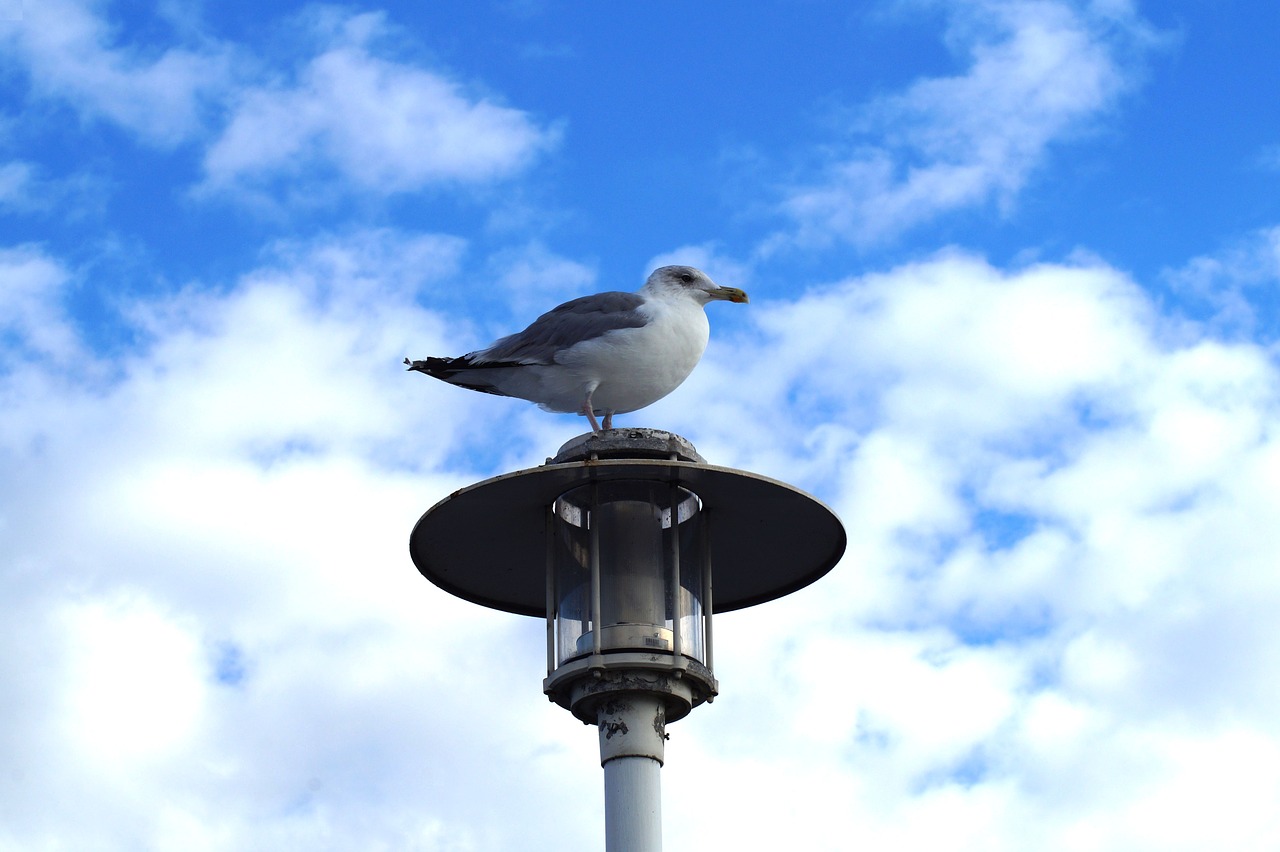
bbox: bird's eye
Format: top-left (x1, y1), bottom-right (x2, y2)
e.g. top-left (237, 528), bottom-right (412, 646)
top-left (679, 272), bottom-right (694, 283)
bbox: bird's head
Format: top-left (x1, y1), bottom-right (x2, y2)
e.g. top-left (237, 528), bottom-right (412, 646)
top-left (645, 265), bottom-right (750, 305)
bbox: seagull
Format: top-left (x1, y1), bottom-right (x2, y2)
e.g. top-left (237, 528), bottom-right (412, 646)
top-left (405, 265), bottom-right (749, 433)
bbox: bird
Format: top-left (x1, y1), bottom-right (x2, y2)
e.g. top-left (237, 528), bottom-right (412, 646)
top-left (405, 265), bottom-right (749, 433)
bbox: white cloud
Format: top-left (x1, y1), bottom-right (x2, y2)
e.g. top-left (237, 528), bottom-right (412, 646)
top-left (660, 248), bottom-right (1280, 850)
top-left (485, 241), bottom-right (597, 321)
top-left (0, 230), bottom-right (604, 848)
top-left (771, 0), bottom-right (1157, 248)
top-left (0, 244), bottom-right (80, 360)
top-left (0, 0), bottom-right (230, 145)
top-left (1163, 224), bottom-right (1280, 335)
top-left (200, 12), bottom-right (559, 200)
top-left (58, 595), bottom-right (207, 761)
top-left (1, 3), bottom-right (557, 205)
top-left (114, 228), bottom-right (471, 464)
top-left (0, 159), bottom-right (106, 216)
top-left (0, 160), bottom-right (34, 206)
top-left (5, 239), bottom-right (1280, 848)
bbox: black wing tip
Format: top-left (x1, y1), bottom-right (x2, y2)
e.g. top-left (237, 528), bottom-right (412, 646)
top-left (403, 354), bottom-right (512, 397)
top-left (405, 356), bottom-right (450, 376)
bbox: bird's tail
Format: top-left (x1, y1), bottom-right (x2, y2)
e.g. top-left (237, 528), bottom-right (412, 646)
top-left (403, 356), bottom-right (510, 397)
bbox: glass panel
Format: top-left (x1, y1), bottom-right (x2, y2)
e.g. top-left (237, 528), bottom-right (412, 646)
top-left (553, 495), bottom-right (591, 665)
top-left (672, 510), bottom-right (705, 662)
top-left (551, 480), bottom-right (706, 666)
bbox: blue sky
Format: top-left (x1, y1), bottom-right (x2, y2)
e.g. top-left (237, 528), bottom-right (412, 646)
top-left (4, 1), bottom-right (1280, 849)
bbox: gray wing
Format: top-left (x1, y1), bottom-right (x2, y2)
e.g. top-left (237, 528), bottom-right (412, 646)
top-left (470, 291), bottom-right (648, 365)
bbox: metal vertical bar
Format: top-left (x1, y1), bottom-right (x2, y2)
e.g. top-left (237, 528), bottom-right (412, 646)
top-left (545, 503), bottom-right (556, 677)
top-left (590, 481), bottom-right (603, 663)
top-left (702, 508), bottom-right (714, 674)
top-left (668, 481), bottom-right (682, 661)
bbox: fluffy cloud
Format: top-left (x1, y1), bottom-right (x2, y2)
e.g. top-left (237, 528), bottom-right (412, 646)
top-left (5, 2), bottom-right (1277, 848)
top-left (773, 0), bottom-right (1157, 247)
top-left (0, 0), bottom-right (230, 145)
top-left (1, 3), bottom-right (557, 205)
top-left (4, 237), bottom-right (1280, 849)
top-left (200, 12), bottom-right (559, 201)
top-left (0, 158), bottom-right (105, 216)
top-left (483, 241), bottom-right (597, 322)
top-left (1163, 225), bottom-right (1280, 336)
top-left (658, 249), bottom-right (1280, 850)
top-left (0, 161), bottom-right (34, 207)
top-left (0, 244), bottom-right (81, 360)
top-left (0, 229), bottom-right (600, 848)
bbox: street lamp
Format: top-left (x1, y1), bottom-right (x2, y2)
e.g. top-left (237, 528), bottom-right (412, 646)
top-left (410, 428), bottom-right (845, 851)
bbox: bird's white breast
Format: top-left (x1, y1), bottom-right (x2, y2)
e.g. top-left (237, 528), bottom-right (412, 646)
top-left (554, 294), bottom-right (711, 414)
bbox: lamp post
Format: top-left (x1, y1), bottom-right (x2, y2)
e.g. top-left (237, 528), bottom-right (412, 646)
top-left (410, 428), bottom-right (845, 851)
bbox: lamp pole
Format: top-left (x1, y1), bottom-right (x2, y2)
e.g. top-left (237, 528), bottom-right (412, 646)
top-left (599, 694), bottom-right (665, 850)
top-left (410, 429), bottom-right (845, 851)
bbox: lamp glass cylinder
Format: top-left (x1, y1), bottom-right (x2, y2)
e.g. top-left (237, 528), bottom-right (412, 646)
top-left (551, 480), bottom-right (705, 667)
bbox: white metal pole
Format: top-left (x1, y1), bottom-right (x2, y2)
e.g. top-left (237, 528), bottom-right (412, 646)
top-left (598, 695), bottom-right (665, 852)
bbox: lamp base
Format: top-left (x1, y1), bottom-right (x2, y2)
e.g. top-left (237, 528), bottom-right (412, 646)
top-left (544, 654), bottom-right (718, 725)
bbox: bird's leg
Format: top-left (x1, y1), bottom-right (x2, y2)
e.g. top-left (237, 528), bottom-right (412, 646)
top-left (601, 411), bottom-right (614, 431)
top-left (580, 391), bottom-right (602, 434)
